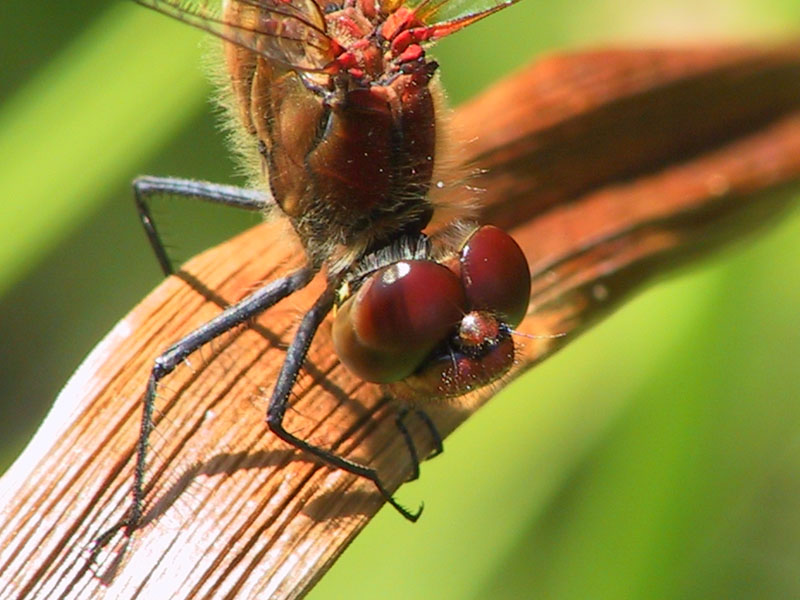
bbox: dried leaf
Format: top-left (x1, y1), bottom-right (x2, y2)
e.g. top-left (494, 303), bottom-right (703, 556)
top-left (2, 43), bottom-right (800, 599)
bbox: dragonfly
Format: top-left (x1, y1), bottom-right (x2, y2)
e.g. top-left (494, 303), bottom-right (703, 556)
top-left (97, 0), bottom-right (529, 550)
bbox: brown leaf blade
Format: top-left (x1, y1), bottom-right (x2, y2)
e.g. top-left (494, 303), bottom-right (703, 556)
top-left (2, 43), bottom-right (800, 599)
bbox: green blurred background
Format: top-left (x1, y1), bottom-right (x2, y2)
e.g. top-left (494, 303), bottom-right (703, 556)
top-left (2, 1), bottom-right (800, 598)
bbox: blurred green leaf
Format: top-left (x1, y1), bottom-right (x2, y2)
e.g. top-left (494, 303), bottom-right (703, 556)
top-left (0, 4), bottom-right (207, 296)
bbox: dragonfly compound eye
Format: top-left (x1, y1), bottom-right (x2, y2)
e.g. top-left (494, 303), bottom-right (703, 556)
top-left (388, 226), bottom-right (531, 399)
top-left (332, 260), bottom-right (467, 383)
top-left (333, 226), bottom-right (532, 398)
top-left (459, 225), bottom-right (531, 328)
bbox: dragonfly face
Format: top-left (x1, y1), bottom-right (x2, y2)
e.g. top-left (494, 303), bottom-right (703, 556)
top-left (333, 224), bottom-right (530, 398)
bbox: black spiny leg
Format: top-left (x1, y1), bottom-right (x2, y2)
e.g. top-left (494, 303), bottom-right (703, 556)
top-left (133, 176), bottom-right (271, 276)
top-left (266, 286), bottom-right (423, 522)
top-left (395, 408), bottom-right (444, 483)
top-left (92, 266), bottom-right (315, 554)
top-left (395, 408), bottom-right (421, 482)
top-left (414, 409), bottom-right (444, 459)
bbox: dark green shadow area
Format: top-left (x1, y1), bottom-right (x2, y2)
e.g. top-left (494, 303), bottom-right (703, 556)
top-left (0, 0), bottom-right (110, 99)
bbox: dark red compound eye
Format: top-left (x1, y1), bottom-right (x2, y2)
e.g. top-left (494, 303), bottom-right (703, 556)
top-left (332, 260), bottom-right (467, 383)
top-left (333, 226), bottom-right (531, 399)
top-left (394, 227), bottom-right (531, 399)
top-left (459, 225), bottom-right (531, 327)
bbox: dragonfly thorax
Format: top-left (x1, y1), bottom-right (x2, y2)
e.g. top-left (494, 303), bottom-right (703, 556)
top-left (225, 0), bottom-right (442, 267)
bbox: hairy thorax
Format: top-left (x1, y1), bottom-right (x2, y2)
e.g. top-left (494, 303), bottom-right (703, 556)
top-left (223, 0), bottom-right (445, 268)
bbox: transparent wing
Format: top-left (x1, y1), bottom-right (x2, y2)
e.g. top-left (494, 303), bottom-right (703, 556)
top-left (402, 0), bottom-right (522, 40)
top-left (135, 0), bottom-right (337, 71)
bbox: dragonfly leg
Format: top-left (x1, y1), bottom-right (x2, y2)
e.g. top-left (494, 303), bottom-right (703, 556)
top-left (395, 408), bottom-right (444, 483)
top-left (133, 175), bottom-right (271, 276)
top-left (413, 409), bottom-right (444, 459)
top-left (92, 265), bottom-right (315, 554)
top-left (267, 285), bottom-right (423, 522)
